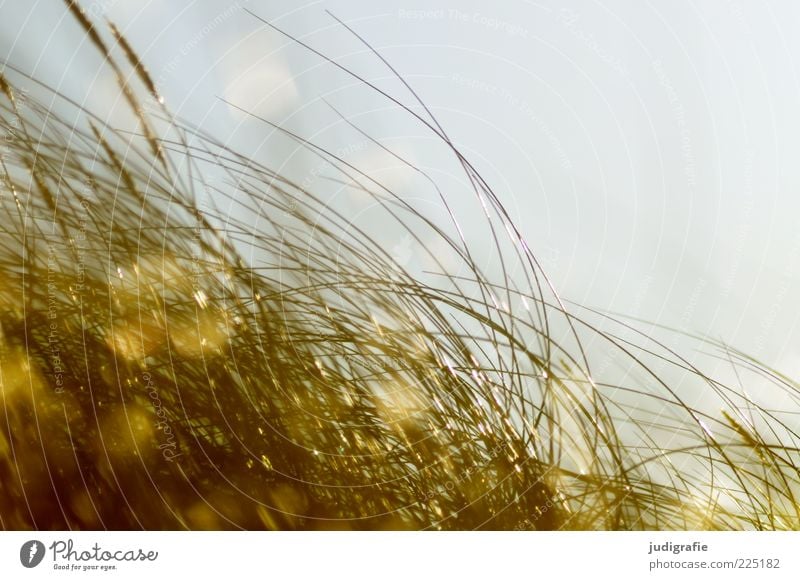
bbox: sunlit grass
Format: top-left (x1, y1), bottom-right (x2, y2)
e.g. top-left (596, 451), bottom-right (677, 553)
top-left (0, 1), bottom-right (797, 530)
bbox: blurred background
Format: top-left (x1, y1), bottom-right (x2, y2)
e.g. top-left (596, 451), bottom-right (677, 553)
top-left (3, 0), bottom-right (799, 390)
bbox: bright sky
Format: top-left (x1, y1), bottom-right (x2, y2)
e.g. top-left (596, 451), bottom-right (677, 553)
top-left (3, 0), bottom-right (800, 380)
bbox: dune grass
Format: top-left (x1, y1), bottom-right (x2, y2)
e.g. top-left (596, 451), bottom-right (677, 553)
top-left (0, 1), bottom-right (798, 530)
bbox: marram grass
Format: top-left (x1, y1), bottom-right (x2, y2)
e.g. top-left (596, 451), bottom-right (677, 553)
top-left (0, 2), bottom-right (798, 530)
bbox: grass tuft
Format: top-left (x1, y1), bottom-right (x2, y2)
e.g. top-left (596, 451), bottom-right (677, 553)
top-left (0, 3), bottom-right (797, 530)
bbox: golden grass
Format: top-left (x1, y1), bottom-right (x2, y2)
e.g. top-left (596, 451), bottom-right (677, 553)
top-left (0, 1), bottom-right (797, 530)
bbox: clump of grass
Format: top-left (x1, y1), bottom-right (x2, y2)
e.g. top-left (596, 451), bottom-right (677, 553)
top-left (0, 2), bottom-right (798, 530)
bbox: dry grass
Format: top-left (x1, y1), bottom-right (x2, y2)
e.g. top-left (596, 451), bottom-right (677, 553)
top-left (0, 2), bottom-right (797, 530)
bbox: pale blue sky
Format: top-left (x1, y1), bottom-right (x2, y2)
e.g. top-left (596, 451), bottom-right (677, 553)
top-left (3, 0), bottom-right (800, 382)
